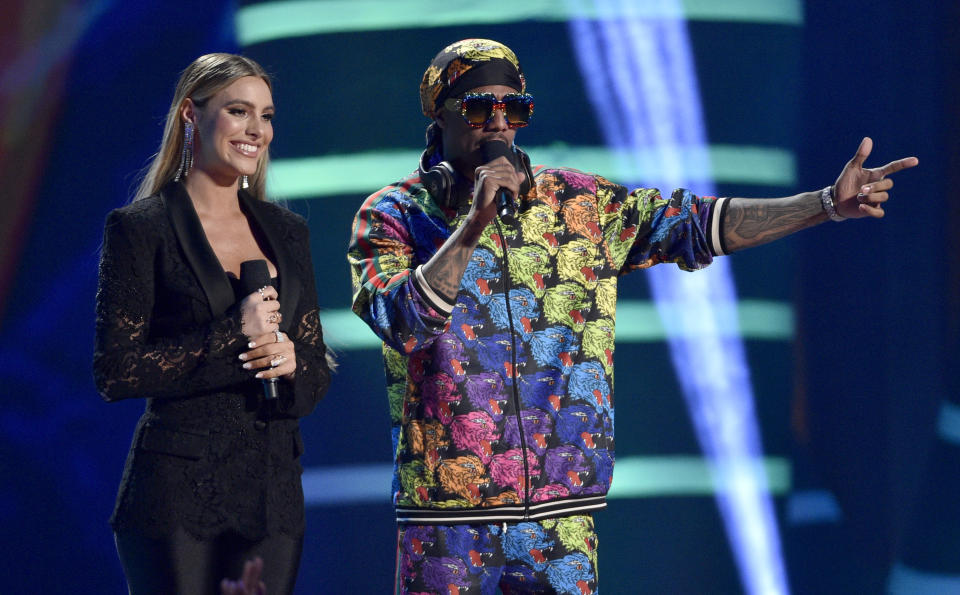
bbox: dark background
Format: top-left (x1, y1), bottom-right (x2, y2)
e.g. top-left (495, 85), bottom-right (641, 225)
top-left (1, 1), bottom-right (956, 593)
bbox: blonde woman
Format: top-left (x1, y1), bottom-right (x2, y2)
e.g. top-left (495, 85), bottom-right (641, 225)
top-left (94, 53), bottom-right (330, 594)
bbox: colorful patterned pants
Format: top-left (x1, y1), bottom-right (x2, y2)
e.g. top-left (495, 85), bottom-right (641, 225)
top-left (394, 514), bottom-right (599, 595)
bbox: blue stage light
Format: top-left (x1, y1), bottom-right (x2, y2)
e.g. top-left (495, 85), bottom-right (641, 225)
top-left (568, 2), bottom-right (790, 593)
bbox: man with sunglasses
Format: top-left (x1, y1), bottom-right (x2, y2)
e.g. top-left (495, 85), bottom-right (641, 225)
top-left (347, 38), bottom-right (917, 594)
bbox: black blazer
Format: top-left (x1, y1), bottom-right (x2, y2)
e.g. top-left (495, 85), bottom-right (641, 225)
top-left (93, 181), bottom-right (330, 540)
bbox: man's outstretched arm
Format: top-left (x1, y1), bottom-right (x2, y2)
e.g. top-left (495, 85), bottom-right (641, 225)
top-left (722, 137), bottom-right (918, 252)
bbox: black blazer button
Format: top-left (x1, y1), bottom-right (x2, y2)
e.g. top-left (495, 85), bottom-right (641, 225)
top-left (254, 420), bottom-right (267, 431)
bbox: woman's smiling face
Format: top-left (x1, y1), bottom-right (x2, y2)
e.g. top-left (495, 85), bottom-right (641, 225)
top-left (186, 75), bottom-right (274, 184)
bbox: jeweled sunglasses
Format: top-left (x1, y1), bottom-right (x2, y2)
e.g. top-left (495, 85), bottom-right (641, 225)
top-left (443, 92), bottom-right (535, 128)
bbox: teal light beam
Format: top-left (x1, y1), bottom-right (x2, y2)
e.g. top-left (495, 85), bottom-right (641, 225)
top-left (268, 144), bottom-right (796, 200)
top-left (301, 455), bottom-right (792, 506)
top-left (237, 0), bottom-right (803, 46)
top-left (320, 299), bottom-right (793, 350)
top-left (609, 455), bottom-right (791, 498)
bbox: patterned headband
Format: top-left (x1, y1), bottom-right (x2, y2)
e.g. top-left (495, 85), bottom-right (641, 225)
top-left (420, 38), bottom-right (525, 120)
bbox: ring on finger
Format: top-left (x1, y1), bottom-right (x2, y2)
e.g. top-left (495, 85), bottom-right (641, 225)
top-left (270, 355), bottom-right (286, 368)
top-left (275, 329), bottom-right (285, 343)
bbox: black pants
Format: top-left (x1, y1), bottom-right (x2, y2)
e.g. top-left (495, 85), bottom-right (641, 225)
top-left (115, 526), bottom-right (303, 595)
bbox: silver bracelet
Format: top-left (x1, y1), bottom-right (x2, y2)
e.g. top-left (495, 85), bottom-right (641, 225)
top-left (820, 186), bottom-right (846, 222)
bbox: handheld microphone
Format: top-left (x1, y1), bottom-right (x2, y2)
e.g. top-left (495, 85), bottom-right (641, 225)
top-left (239, 259), bottom-right (279, 400)
top-left (479, 140), bottom-right (517, 220)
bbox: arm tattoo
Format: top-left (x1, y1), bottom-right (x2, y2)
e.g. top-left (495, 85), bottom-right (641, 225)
top-left (422, 220), bottom-right (485, 299)
top-left (723, 192), bottom-right (827, 252)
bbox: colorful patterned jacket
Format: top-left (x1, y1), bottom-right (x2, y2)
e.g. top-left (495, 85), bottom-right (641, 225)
top-left (348, 163), bottom-right (728, 525)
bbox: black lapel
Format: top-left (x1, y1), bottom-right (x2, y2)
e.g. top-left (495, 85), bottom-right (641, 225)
top-left (161, 182), bottom-right (235, 318)
top-left (240, 191), bottom-right (301, 333)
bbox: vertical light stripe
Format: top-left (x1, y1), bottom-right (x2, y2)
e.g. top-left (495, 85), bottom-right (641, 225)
top-left (566, 1), bottom-right (789, 593)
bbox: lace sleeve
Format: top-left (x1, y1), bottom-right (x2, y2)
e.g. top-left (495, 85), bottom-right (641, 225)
top-left (275, 225), bottom-right (330, 418)
top-left (93, 209), bottom-right (250, 402)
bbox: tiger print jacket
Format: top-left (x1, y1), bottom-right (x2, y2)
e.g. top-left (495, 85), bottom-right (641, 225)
top-left (348, 162), bottom-right (727, 525)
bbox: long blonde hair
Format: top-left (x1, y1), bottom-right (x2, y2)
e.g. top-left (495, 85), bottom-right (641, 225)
top-left (134, 53), bottom-right (273, 202)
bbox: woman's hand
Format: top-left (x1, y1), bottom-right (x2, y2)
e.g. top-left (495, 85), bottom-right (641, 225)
top-left (239, 328), bottom-right (297, 380)
top-left (239, 285), bottom-right (281, 339)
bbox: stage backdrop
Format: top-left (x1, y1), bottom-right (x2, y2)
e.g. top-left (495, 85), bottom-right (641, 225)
top-left (0, 1), bottom-right (954, 593)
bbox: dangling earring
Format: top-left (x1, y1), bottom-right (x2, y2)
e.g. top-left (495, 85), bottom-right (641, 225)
top-left (174, 122), bottom-right (194, 181)
top-left (240, 175), bottom-right (250, 189)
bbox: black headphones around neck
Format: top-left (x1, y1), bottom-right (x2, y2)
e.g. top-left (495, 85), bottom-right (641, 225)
top-left (418, 145), bottom-right (534, 210)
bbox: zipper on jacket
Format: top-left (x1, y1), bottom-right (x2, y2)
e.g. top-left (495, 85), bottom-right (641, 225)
top-left (493, 218), bottom-right (531, 518)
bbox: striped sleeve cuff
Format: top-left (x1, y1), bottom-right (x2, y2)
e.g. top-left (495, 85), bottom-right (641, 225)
top-left (413, 265), bottom-right (455, 316)
top-left (708, 196), bottom-right (731, 256)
